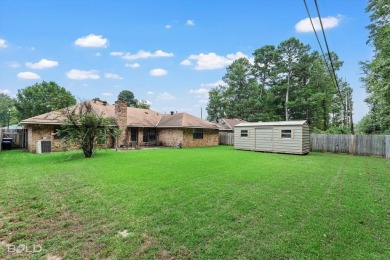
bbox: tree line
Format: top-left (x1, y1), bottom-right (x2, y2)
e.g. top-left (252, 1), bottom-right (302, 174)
top-left (359, 0), bottom-right (389, 134)
top-left (206, 37), bottom-right (354, 133)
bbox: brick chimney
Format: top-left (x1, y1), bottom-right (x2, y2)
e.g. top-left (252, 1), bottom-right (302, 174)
top-left (115, 100), bottom-right (128, 147)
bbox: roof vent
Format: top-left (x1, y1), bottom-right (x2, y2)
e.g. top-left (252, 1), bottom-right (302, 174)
top-left (102, 101), bottom-right (107, 106)
top-left (170, 111), bottom-right (174, 115)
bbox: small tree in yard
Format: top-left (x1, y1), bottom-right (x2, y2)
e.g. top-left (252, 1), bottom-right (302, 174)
top-left (60, 101), bottom-right (120, 158)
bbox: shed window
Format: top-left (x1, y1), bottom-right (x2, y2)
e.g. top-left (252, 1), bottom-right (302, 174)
top-left (241, 130), bottom-right (248, 137)
top-left (281, 129), bottom-right (292, 138)
top-left (193, 129), bottom-right (203, 139)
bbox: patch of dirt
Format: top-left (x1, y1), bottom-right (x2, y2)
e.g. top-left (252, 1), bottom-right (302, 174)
top-left (135, 232), bottom-right (158, 258)
top-left (154, 249), bottom-right (175, 260)
top-left (47, 254), bottom-right (62, 260)
top-left (135, 232), bottom-right (186, 260)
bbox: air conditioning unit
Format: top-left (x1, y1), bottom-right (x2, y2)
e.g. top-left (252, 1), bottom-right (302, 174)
top-left (36, 140), bottom-right (52, 153)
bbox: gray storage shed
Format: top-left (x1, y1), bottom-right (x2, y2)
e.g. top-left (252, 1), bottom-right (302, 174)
top-left (234, 120), bottom-right (310, 154)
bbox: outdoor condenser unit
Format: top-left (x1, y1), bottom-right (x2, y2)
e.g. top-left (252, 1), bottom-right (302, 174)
top-left (36, 140), bottom-right (52, 153)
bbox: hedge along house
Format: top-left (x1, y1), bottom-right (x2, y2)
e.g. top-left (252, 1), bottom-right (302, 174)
top-left (19, 100), bottom-right (219, 153)
top-left (234, 121), bottom-right (310, 155)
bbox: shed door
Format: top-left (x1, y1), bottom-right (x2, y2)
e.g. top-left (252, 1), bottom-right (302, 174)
top-left (255, 127), bottom-right (273, 151)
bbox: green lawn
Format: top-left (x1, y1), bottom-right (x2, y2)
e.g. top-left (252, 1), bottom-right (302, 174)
top-left (0, 146), bottom-right (389, 259)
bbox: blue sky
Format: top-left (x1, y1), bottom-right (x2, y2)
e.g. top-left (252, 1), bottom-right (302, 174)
top-left (0, 0), bottom-right (372, 122)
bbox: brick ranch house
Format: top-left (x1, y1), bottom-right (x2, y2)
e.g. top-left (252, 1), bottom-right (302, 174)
top-left (19, 100), bottom-right (219, 153)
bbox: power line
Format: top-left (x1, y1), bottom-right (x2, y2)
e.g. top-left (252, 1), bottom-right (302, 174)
top-left (302, 0), bottom-right (336, 88)
top-left (313, 0), bottom-right (346, 112)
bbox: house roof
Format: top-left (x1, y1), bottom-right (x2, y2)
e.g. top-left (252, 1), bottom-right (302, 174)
top-left (127, 107), bottom-right (162, 127)
top-left (19, 101), bottom-right (117, 125)
top-left (235, 120), bottom-right (307, 127)
top-left (158, 113), bottom-right (218, 129)
top-left (19, 110), bottom-right (67, 125)
top-left (19, 100), bottom-right (217, 129)
top-left (214, 118), bottom-right (247, 130)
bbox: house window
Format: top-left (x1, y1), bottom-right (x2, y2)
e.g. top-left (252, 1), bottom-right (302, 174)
top-left (143, 128), bottom-right (156, 142)
top-left (53, 126), bottom-right (66, 139)
top-left (281, 129), bottom-right (292, 138)
top-left (193, 129), bottom-right (203, 139)
top-left (241, 130), bottom-right (248, 137)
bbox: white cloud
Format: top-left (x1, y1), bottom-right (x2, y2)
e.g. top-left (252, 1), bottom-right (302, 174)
top-left (190, 88), bottom-right (209, 95)
top-left (183, 51), bottom-right (248, 70)
top-left (165, 24), bottom-right (172, 29)
top-left (0, 39), bottom-right (7, 48)
top-left (147, 91), bottom-right (154, 95)
top-left (149, 68), bottom-right (168, 76)
top-left (157, 92), bottom-right (175, 100)
top-left (26, 59), bottom-right (59, 69)
top-left (95, 52), bottom-right (101, 57)
top-left (295, 15), bottom-right (341, 33)
top-left (17, 71), bottom-right (41, 79)
top-left (104, 73), bottom-right (123, 80)
top-left (0, 89), bottom-right (10, 94)
top-left (180, 59), bottom-right (192, 66)
top-left (122, 50), bottom-right (173, 60)
top-left (74, 34), bottom-right (108, 48)
top-left (125, 63), bottom-right (140, 69)
top-left (7, 61), bottom-right (20, 68)
top-left (186, 19), bottom-right (195, 26)
top-left (66, 69), bottom-right (100, 80)
top-left (101, 92), bottom-right (112, 96)
top-left (110, 51), bottom-right (124, 56)
top-left (143, 100), bottom-right (152, 105)
top-left (202, 80), bottom-right (227, 88)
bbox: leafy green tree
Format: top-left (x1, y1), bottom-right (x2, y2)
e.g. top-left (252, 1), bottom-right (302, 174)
top-left (59, 101), bottom-right (120, 158)
top-left (0, 93), bottom-right (18, 127)
top-left (276, 37), bottom-right (311, 121)
top-left (252, 45), bottom-right (279, 97)
top-left (118, 90), bottom-right (138, 107)
top-left (207, 38), bottom-right (352, 131)
top-left (206, 86), bottom-right (227, 121)
top-left (355, 113), bottom-right (379, 134)
top-left (361, 0), bottom-right (390, 132)
top-left (222, 57), bottom-right (259, 120)
top-left (15, 81), bottom-right (76, 120)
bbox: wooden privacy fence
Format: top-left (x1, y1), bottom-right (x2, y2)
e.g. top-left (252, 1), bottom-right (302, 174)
top-left (0, 128), bottom-right (28, 151)
top-left (220, 132), bottom-right (390, 159)
top-left (219, 132), bottom-right (234, 145)
top-left (310, 134), bottom-right (390, 159)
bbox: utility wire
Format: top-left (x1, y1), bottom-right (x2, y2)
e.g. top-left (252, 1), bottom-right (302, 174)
top-left (313, 0), bottom-right (346, 112)
top-left (302, 0), bottom-right (336, 89)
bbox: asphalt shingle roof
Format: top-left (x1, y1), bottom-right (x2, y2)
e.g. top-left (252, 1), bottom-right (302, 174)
top-left (19, 100), bottom-right (218, 129)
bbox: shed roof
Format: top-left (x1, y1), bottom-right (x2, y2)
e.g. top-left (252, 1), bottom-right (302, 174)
top-left (235, 120), bottom-right (307, 127)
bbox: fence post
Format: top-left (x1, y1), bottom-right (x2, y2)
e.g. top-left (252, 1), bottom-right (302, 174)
top-left (386, 135), bottom-right (390, 160)
top-left (350, 135), bottom-right (355, 155)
